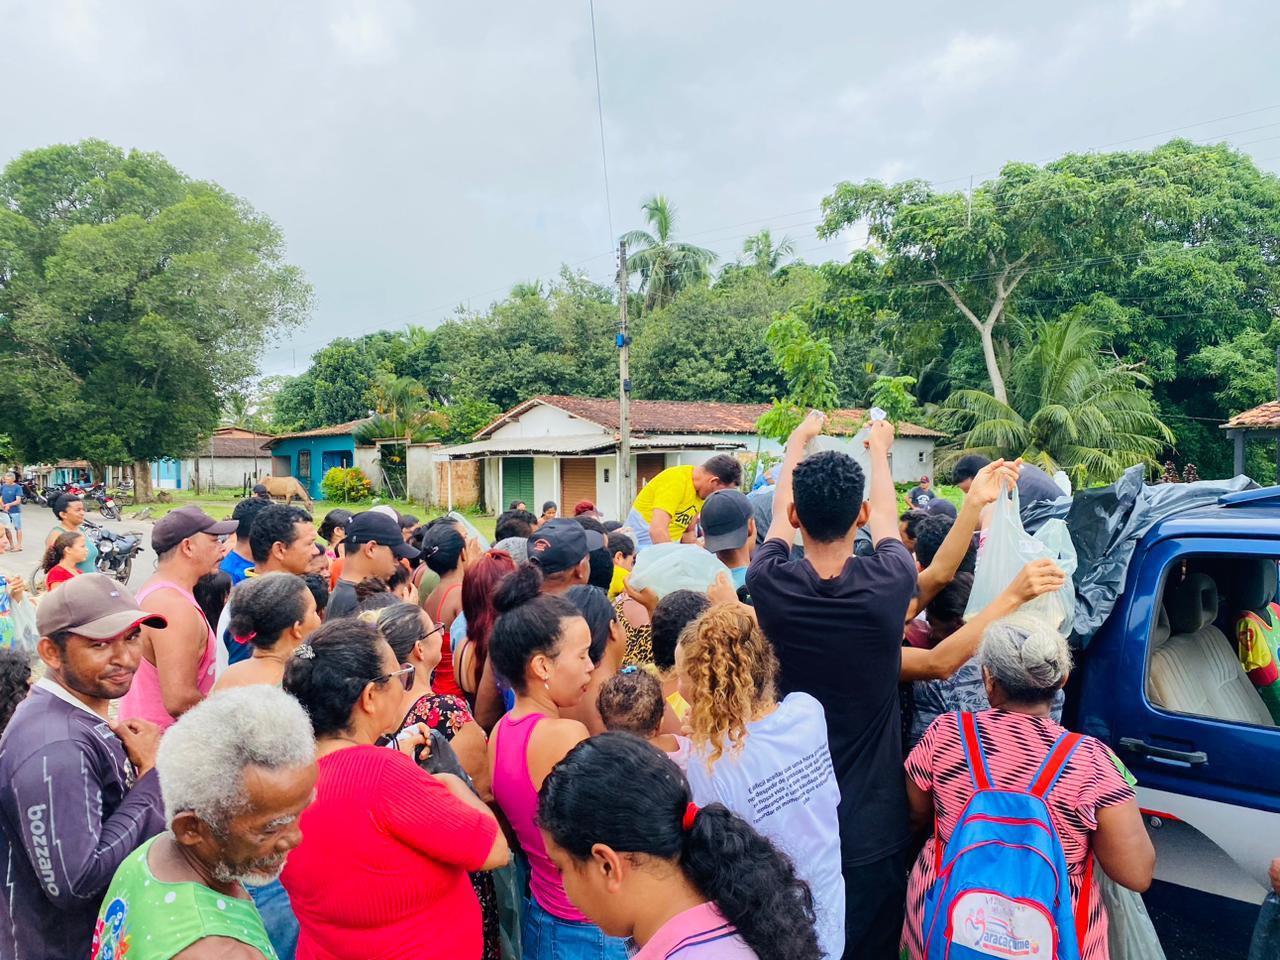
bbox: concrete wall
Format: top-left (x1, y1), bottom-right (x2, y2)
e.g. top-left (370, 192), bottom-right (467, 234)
top-left (183, 456), bottom-right (268, 492)
top-left (405, 445), bottom-right (437, 504)
top-left (354, 446), bottom-right (383, 494)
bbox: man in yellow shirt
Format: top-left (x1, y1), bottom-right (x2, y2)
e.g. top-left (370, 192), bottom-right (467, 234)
top-left (625, 455), bottom-right (743, 549)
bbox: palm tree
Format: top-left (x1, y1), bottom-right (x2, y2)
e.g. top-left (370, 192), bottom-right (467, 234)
top-left (621, 195), bottom-right (717, 311)
top-left (742, 229), bottom-right (795, 275)
top-left (941, 313), bottom-right (1174, 486)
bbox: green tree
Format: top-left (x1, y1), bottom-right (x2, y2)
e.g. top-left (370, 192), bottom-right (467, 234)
top-left (942, 313), bottom-right (1173, 486)
top-left (0, 140), bottom-right (310, 496)
top-left (756, 312), bottom-right (840, 442)
top-left (622, 195), bottom-right (717, 312)
top-left (867, 374), bottom-right (922, 425)
top-left (740, 229), bottom-right (795, 275)
top-left (631, 265), bottom-right (821, 403)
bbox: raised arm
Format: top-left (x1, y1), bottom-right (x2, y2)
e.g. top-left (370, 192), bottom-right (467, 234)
top-left (864, 420), bottom-right (899, 544)
top-left (909, 459), bottom-right (1021, 618)
top-left (767, 410), bottom-right (827, 544)
top-left (900, 559), bottom-right (1066, 682)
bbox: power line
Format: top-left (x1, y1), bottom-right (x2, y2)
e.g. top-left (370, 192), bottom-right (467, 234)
top-left (588, 0), bottom-right (615, 246)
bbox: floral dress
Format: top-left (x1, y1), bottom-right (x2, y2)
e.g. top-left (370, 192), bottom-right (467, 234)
top-left (400, 693), bottom-right (500, 960)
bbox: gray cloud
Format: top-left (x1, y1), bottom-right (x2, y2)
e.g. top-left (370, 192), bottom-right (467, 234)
top-left (3, 0), bottom-right (1277, 375)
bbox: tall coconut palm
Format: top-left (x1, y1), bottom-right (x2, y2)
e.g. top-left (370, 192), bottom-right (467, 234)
top-left (742, 229), bottom-right (795, 275)
top-left (621, 195), bottom-right (717, 312)
top-left (942, 313), bottom-right (1174, 486)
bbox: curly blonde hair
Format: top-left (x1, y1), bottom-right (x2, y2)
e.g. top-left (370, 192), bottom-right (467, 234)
top-left (679, 604), bottom-right (778, 765)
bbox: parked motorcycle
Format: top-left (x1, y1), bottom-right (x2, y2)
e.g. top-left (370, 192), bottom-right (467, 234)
top-left (18, 479), bottom-right (48, 507)
top-left (84, 520), bottom-right (144, 584)
top-left (82, 484), bottom-right (122, 521)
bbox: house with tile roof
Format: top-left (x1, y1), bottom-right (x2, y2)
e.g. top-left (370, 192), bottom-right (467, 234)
top-left (434, 395), bottom-right (945, 518)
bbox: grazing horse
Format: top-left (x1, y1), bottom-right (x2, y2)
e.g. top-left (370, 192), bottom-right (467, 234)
top-left (261, 475), bottom-right (314, 510)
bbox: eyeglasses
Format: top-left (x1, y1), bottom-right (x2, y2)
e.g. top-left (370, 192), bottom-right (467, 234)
top-left (371, 664), bottom-right (415, 692)
top-left (424, 622), bottom-right (444, 639)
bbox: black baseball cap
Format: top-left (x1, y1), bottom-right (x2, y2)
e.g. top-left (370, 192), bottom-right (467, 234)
top-left (347, 511), bottom-right (420, 559)
top-left (701, 489), bottom-right (754, 552)
top-left (527, 518), bottom-right (604, 575)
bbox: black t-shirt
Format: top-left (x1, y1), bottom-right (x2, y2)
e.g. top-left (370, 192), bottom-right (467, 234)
top-left (327, 579), bottom-right (360, 619)
top-left (746, 536), bottom-right (918, 866)
top-left (907, 486), bottom-right (933, 508)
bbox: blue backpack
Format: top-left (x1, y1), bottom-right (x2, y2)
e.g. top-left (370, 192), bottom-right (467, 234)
top-left (922, 712), bottom-right (1094, 960)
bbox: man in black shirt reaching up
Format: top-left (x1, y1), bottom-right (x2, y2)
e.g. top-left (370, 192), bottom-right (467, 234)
top-left (747, 411), bottom-right (918, 960)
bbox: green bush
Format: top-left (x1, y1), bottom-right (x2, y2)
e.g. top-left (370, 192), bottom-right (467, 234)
top-left (320, 466), bottom-right (373, 503)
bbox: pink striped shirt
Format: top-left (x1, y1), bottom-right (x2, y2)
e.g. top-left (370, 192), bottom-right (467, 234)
top-left (633, 903), bottom-right (756, 960)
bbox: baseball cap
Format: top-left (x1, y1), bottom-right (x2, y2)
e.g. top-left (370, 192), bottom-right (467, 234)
top-left (701, 489), bottom-right (754, 552)
top-left (573, 500), bottom-right (600, 517)
top-left (348, 511), bottom-right (420, 559)
top-left (527, 518), bottom-right (604, 575)
top-left (37, 574), bottom-right (168, 639)
top-left (920, 475), bottom-right (930, 483)
top-left (152, 506), bottom-right (239, 553)
top-left (926, 498), bottom-right (958, 519)
top-left (252, 483), bottom-right (269, 496)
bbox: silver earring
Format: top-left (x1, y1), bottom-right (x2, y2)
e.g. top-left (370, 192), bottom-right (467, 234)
top-left (544, 678), bottom-right (550, 691)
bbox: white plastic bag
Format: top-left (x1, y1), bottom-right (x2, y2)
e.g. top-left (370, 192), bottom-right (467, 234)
top-left (627, 543), bottom-right (730, 599)
top-left (447, 511), bottom-right (491, 551)
top-left (1099, 873), bottom-right (1167, 960)
top-left (964, 486), bottom-right (1077, 633)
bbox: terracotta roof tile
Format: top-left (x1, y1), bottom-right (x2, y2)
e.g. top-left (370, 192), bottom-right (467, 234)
top-left (1225, 401), bottom-right (1280, 430)
top-left (476, 396), bottom-right (944, 440)
top-left (265, 418), bottom-right (372, 446)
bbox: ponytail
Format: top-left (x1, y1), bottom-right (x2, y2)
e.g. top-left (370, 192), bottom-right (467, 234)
top-left (489, 564), bottom-right (581, 693)
top-left (538, 733), bottom-right (820, 960)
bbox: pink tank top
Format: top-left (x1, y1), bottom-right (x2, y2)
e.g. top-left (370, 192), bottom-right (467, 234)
top-left (118, 580), bottom-right (217, 730)
top-left (491, 713), bottom-right (585, 921)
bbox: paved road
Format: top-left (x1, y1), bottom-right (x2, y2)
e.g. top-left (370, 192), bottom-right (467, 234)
top-left (0, 501), bottom-right (156, 593)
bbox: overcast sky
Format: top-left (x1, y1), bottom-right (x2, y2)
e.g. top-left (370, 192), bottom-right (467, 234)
top-left (5, 0), bottom-right (1280, 376)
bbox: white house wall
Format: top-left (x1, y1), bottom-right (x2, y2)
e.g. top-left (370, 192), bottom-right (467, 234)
top-left (490, 405), bottom-right (607, 440)
top-left (596, 455), bottom-right (618, 520)
top-left (181, 456), bottom-right (267, 491)
top-left (533, 457), bottom-right (557, 511)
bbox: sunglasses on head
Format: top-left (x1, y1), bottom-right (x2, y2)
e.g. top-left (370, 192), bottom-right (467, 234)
top-left (372, 664), bottom-right (415, 692)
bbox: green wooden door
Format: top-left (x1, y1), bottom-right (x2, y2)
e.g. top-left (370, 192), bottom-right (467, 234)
top-left (502, 457), bottom-right (535, 510)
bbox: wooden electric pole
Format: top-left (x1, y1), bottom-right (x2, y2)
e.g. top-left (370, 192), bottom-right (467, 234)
top-left (617, 238), bottom-right (632, 519)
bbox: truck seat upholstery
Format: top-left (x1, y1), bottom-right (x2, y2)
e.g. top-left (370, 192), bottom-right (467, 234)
top-left (1148, 573), bottom-right (1274, 727)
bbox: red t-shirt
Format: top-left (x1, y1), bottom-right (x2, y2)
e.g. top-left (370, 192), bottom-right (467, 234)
top-left (281, 745), bottom-right (498, 960)
top-left (45, 565), bottom-right (81, 589)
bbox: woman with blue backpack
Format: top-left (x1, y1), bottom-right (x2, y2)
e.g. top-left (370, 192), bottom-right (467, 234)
top-left (902, 614), bottom-right (1155, 960)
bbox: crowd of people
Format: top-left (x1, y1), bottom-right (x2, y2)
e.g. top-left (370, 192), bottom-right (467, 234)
top-left (4, 412), bottom-right (1262, 960)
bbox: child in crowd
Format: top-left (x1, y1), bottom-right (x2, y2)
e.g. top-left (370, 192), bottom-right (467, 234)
top-left (597, 667), bottom-right (681, 753)
top-left (607, 531), bottom-right (636, 600)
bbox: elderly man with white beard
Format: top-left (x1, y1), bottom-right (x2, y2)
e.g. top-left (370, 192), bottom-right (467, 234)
top-left (90, 686), bottom-right (318, 960)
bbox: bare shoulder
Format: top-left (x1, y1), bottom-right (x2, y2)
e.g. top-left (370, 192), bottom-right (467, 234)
top-left (173, 936), bottom-right (269, 960)
top-left (537, 717), bottom-right (590, 751)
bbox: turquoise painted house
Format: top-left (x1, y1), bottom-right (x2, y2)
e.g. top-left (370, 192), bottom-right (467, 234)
top-left (264, 419), bottom-right (369, 501)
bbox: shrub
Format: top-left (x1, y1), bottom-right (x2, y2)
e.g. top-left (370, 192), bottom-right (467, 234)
top-left (320, 466), bottom-right (372, 503)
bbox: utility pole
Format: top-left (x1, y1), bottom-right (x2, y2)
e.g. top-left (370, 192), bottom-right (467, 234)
top-left (617, 238), bottom-right (632, 520)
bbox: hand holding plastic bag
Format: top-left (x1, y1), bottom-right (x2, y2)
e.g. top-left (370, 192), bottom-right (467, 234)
top-left (965, 485), bottom-right (1078, 633)
top-left (1099, 873), bottom-right (1167, 960)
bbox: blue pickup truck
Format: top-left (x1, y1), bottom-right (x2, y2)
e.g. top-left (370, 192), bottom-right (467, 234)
top-left (1074, 486), bottom-right (1280, 900)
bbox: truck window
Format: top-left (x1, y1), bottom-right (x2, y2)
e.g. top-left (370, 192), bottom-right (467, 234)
top-left (1147, 554), bottom-right (1280, 729)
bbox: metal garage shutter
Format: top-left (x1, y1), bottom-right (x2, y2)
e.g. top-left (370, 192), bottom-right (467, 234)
top-left (502, 458), bottom-right (535, 510)
top-left (560, 458), bottom-right (597, 511)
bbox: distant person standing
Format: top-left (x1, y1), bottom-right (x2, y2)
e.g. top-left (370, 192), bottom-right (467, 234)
top-left (540, 501), bottom-right (559, 524)
top-left (46, 494), bottom-right (99, 573)
top-left (219, 496), bottom-right (274, 586)
top-left (905, 475), bottom-right (933, 509)
top-left (1, 470), bottom-right (23, 552)
top-left (625, 455), bottom-right (742, 550)
top-left (699, 489), bottom-right (756, 591)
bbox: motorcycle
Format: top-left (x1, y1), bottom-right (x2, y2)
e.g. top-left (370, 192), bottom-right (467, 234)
top-left (85, 484), bottom-right (122, 521)
top-left (18, 480), bottom-right (48, 508)
top-left (84, 520), bottom-right (144, 584)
